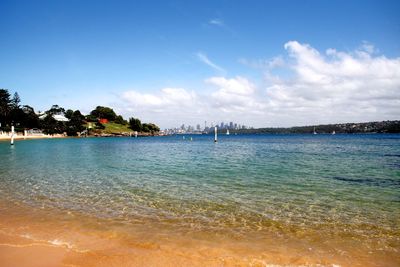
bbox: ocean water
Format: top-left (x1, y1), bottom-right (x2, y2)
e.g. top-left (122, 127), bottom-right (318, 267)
top-left (0, 134), bottom-right (399, 266)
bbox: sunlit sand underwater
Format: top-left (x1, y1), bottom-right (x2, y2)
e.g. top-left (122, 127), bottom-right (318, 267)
top-left (0, 134), bottom-right (399, 266)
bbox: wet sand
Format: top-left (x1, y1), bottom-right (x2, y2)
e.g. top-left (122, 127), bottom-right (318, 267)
top-left (0, 231), bottom-right (343, 267)
top-left (0, 200), bottom-right (398, 267)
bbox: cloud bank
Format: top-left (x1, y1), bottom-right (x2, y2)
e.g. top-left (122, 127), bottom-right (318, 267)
top-left (117, 41), bottom-right (400, 128)
top-left (265, 41), bottom-right (400, 125)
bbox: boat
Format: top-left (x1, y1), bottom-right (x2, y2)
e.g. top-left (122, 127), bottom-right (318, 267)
top-left (226, 129), bottom-right (230, 135)
top-left (332, 130), bottom-right (336, 135)
top-left (313, 127), bottom-right (317, 135)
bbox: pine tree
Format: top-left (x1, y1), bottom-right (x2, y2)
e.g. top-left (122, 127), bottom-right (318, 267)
top-left (0, 89), bottom-right (11, 126)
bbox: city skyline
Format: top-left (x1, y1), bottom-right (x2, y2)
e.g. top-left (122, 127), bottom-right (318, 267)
top-left (1, 0), bottom-right (399, 129)
top-left (165, 120), bottom-right (251, 134)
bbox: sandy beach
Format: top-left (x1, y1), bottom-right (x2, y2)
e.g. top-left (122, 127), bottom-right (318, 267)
top-left (0, 134), bottom-right (65, 142)
top-left (0, 205), bottom-right (298, 267)
top-left (1, 199), bottom-right (398, 267)
top-left (1, 135), bottom-right (399, 267)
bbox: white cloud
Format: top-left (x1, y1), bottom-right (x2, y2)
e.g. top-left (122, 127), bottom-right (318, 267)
top-left (206, 76), bottom-right (255, 96)
top-left (206, 76), bottom-right (265, 114)
top-left (196, 52), bottom-right (226, 74)
top-left (209, 18), bottom-right (224, 27)
top-left (265, 41), bottom-right (400, 125)
top-left (117, 77), bottom-right (266, 128)
top-left (116, 41), bottom-right (400, 128)
top-left (117, 88), bottom-right (205, 127)
top-left (359, 41), bottom-right (376, 54)
top-left (122, 88), bottom-right (195, 108)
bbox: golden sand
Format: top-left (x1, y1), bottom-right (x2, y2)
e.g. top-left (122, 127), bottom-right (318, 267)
top-left (0, 201), bottom-right (398, 267)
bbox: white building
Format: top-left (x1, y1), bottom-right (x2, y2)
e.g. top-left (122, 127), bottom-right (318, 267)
top-left (38, 113), bottom-right (69, 122)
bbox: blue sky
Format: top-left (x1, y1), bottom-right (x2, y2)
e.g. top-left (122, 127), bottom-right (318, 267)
top-left (1, 0), bottom-right (399, 128)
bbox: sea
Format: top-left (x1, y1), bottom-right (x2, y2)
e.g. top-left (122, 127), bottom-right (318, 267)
top-left (0, 134), bottom-right (399, 266)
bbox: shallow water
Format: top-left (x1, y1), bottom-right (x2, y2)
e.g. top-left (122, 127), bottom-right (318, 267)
top-left (0, 134), bottom-right (399, 266)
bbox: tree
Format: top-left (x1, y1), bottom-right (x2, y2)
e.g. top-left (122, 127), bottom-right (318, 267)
top-left (21, 105), bottom-right (39, 128)
top-left (90, 106), bottom-right (116, 121)
top-left (85, 114), bottom-right (98, 122)
top-left (142, 123), bottom-right (160, 133)
top-left (40, 115), bottom-right (58, 135)
top-left (95, 122), bottom-right (105, 129)
top-left (11, 92), bottom-right (21, 110)
top-left (10, 107), bottom-right (25, 127)
top-left (129, 117), bottom-right (142, 131)
top-left (39, 105), bottom-right (67, 134)
top-left (114, 115), bottom-right (127, 125)
top-left (0, 89), bottom-right (11, 126)
top-left (66, 110), bottom-right (85, 136)
top-left (141, 124), bottom-right (149, 132)
top-left (65, 109), bottom-right (74, 120)
top-left (8, 92), bottom-right (25, 126)
top-left (386, 122), bottom-right (400, 133)
top-left (46, 105), bottom-right (65, 116)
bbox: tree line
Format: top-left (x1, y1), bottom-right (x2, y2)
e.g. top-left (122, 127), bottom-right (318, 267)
top-left (233, 121), bottom-right (400, 134)
top-left (0, 88), bottom-right (160, 136)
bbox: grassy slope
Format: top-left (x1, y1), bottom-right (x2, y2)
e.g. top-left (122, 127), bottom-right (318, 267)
top-left (102, 122), bottom-right (133, 134)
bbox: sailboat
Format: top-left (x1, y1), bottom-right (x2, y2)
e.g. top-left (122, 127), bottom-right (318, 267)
top-left (226, 129), bottom-right (230, 135)
top-left (332, 130), bottom-right (336, 135)
top-left (313, 127), bottom-right (317, 135)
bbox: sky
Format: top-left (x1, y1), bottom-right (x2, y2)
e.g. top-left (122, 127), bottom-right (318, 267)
top-left (0, 0), bottom-right (399, 128)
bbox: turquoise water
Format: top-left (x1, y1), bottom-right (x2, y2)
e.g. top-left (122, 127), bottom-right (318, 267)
top-left (0, 134), bottom-right (399, 253)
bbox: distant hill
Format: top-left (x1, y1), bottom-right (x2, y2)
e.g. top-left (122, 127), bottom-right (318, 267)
top-left (232, 120), bottom-right (400, 134)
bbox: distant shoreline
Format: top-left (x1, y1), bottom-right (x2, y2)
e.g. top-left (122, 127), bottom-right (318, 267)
top-left (0, 132), bottom-right (164, 142)
top-left (228, 120), bottom-right (400, 135)
top-left (1, 131), bottom-right (399, 143)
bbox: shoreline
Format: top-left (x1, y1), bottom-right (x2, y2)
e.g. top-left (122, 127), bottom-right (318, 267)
top-left (0, 200), bottom-right (398, 267)
top-left (0, 135), bottom-right (399, 267)
top-left (1, 132), bottom-right (398, 143)
top-left (0, 134), bottom-right (66, 142)
top-left (0, 133), bottom-right (163, 142)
